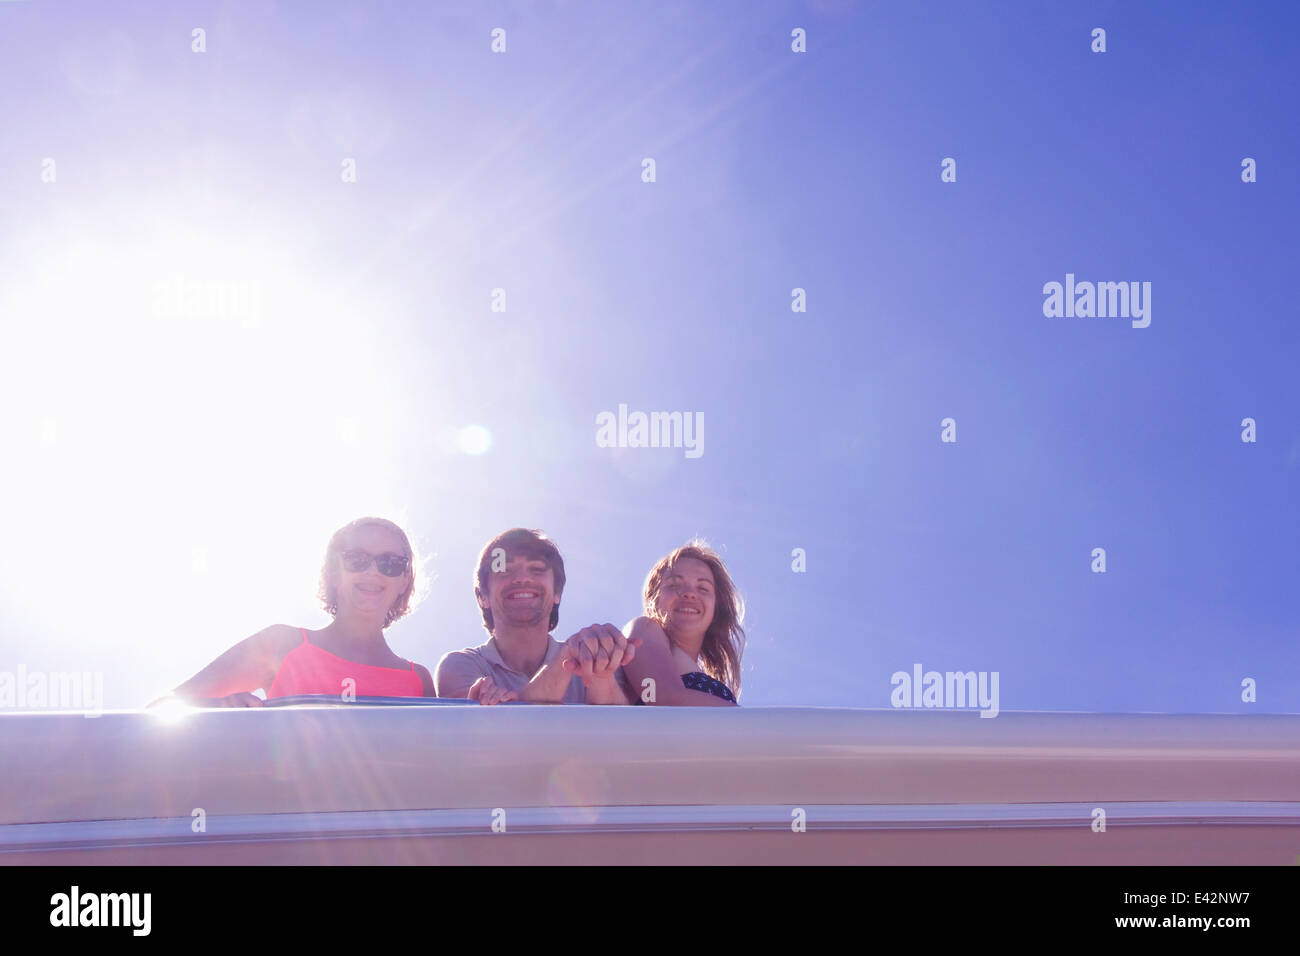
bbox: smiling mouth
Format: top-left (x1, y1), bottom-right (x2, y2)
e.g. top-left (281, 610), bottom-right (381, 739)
top-left (506, 590), bottom-right (540, 600)
top-left (356, 584), bottom-right (384, 594)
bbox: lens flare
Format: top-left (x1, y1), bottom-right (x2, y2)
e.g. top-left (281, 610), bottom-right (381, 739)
top-left (456, 425), bottom-right (492, 455)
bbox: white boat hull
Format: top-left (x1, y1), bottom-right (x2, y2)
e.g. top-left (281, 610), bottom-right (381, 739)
top-left (3, 706), bottom-right (1297, 864)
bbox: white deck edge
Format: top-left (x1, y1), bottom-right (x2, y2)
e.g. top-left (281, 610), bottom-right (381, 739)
top-left (4, 801), bottom-right (1299, 853)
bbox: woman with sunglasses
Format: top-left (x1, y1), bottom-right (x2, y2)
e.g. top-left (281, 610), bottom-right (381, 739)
top-left (160, 517), bottom-right (433, 706)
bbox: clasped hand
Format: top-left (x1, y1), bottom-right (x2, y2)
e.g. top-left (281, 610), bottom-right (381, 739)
top-left (560, 623), bottom-right (641, 687)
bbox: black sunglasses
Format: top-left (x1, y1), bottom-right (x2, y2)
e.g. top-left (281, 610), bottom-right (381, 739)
top-left (340, 549), bottom-right (410, 577)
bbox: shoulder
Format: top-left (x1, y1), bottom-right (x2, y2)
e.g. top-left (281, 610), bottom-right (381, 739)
top-left (434, 646), bottom-right (493, 693)
top-left (436, 644), bottom-right (490, 671)
top-left (412, 662), bottom-right (436, 697)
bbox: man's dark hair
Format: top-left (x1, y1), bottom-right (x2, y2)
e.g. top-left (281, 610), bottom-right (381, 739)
top-left (474, 528), bottom-right (566, 633)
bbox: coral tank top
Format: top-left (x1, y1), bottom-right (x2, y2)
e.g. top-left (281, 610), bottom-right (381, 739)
top-left (267, 629), bottom-right (424, 699)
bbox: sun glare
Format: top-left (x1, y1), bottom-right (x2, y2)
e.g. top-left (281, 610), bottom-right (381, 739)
top-left (0, 216), bottom-right (411, 662)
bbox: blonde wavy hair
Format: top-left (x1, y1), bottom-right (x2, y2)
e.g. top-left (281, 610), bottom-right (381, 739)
top-left (318, 517), bottom-right (416, 628)
top-left (642, 541), bottom-right (745, 697)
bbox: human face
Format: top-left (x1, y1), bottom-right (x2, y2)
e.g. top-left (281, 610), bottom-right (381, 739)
top-left (653, 556), bottom-right (715, 637)
top-left (334, 524), bottom-right (411, 621)
top-left (479, 552), bottom-right (558, 631)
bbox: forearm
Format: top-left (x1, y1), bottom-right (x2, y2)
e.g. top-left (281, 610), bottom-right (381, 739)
top-left (518, 662), bottom-right (573, 703)
top-left (172, 674), bottom-right (262, 701)
top-left (169, 630), bottom-right (281, 701)
top-left (435, 679), bottom-right (474, 699)
top-left (584, 677), bottom-right (631, 705)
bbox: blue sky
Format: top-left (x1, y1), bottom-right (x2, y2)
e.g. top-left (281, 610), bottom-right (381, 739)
top-left (0, 0), bottom-right (1296, 712)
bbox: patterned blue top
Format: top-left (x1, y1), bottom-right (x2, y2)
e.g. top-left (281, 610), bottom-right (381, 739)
top-left (681, 671), bottom-right (736, 702)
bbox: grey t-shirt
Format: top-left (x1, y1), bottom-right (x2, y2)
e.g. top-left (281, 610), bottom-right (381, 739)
top-left (436, 635), bottom-right (627, 703)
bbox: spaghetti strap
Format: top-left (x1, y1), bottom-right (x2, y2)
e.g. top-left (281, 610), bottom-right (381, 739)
top-left (299, 628), bottom-right (310, 643)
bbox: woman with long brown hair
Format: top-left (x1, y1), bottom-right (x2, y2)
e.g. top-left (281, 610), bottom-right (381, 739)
top-left (621, 541), bottom-right (745, 706)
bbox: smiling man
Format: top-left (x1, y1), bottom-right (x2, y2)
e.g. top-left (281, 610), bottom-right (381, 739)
top-left (435, 528), bottom-right (637, 704)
